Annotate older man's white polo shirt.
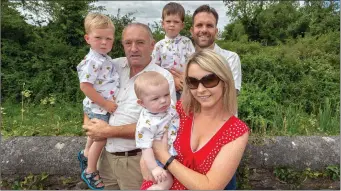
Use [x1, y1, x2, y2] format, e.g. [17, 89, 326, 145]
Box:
[213, 44, 242, 91]
[105, 57, 176, 153]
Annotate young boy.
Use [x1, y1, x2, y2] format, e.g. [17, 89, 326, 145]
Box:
[152, 2, 195, 100]
[134, 71, 179, 190]
[76, 13, 119, 190]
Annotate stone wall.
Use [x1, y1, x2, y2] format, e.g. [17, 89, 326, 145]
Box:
[1, 136, 339, 176]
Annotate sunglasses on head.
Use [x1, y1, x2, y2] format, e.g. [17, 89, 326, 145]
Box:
[186, 73, 221, 89]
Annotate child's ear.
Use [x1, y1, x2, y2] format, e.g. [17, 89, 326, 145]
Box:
[137, 99, 144, 107]
[84, 34, 90, 44]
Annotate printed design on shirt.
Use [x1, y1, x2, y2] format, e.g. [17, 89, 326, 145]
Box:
[76, 49, 120, 115]
[135, 104, 179, 155]
[152, 36, 194, 72]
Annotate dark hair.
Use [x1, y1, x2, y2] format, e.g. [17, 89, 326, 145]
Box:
[162, 2, 185, 22]
[192, 5, 219, 25]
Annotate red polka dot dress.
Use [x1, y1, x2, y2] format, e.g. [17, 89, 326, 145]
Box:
[140, 101, 249, 190]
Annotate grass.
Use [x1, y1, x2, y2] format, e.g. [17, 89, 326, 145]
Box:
[1, 101, 84, 137]
[1, 98, 339, 137]
[248, 99, 340, 136]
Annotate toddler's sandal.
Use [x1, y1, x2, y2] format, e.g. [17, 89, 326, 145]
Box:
[81, 170, 104, 190]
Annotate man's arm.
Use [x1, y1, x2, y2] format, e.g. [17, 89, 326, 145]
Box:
[170, 68, 184, 92]
[166, 72, 177, 103]
[83, 117, 136, 140]
[228, 53, 242, 92]
[80, 82, 117, 113]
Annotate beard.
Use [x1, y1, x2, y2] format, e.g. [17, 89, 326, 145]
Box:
[193, 36, 215, 49]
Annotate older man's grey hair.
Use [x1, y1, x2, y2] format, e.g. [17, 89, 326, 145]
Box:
[123, 22, 154, 41]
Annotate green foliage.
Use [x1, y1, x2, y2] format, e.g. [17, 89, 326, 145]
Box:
[1, 1, 340, 136]
[2, 173, 50, 190]
[274, 166, 340, 187]
[326, 165, 340, 181]
[223, 0, 340, 45]
[274, 167, 302, 184]
[1, 1, 135, 104]
[0, 174, 79, 190]
[1, 101, 83, 137]
[218, 29, 339, 135]
[179, 11, 193, 39]
[109, 8, 135, 58]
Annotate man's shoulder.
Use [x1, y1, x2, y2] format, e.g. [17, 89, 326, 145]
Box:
[146, 64, 172, 79]
[78, 54, 102, 67]
[112, 57, 127, 67]
[216, 45, 239, 58]
[180, 35, 192, 41]
[155, 39, 167, 46]
[148, 63, 171, 73]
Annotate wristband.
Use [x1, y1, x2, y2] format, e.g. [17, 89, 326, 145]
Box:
[163, 155, 175, 170]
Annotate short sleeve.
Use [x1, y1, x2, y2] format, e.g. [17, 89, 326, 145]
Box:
[225, 117, 250, 143]
[152, 42, 161, 66]
[77, 59, 101, 84]
[135, 112, 169, 149]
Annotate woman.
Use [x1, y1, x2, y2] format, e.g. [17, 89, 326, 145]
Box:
[140, 49, 250, 190]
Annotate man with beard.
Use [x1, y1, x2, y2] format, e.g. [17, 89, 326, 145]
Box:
[170, 4, 242, 96]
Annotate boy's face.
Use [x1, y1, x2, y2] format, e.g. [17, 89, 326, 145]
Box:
[85, 28, 114, 55]
[138, 82, 171, 113]
[162, 14, 184, 39]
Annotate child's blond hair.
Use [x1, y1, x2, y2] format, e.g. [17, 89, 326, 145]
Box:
[84, 13, 115, 34]
[134, 71, 169, 99]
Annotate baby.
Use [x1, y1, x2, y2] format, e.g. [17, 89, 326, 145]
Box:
[134, 71, 179, 190]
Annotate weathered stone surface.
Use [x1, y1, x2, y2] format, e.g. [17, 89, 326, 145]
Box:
[1, 136, 340, 176]
[1, 136, 84, 175]
[247, 136, 340, 170]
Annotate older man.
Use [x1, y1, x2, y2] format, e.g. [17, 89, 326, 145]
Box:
[171, 5, 242, 96]
[83, 23, 176, 190]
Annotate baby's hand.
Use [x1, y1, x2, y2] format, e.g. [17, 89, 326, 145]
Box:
[104, 100, 117, 113]
[151, 166, 167, 183]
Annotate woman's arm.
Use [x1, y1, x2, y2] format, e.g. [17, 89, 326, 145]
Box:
[154, 132, 249, 190]
[83, 117, 137, 140]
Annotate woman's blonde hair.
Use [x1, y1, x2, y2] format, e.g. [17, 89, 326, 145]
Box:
[181, 49, 237, 115]
[84, 13, 115, 34]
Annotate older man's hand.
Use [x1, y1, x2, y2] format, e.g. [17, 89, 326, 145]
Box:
[170, 68, 184, 91]
[83, 118, 108, 141]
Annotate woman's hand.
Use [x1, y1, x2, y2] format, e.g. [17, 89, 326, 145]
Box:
[83, 118, 108, 141]
[152, 132, 171, 164]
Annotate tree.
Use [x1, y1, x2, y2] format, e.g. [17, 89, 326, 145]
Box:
[223, 0, 340, 45]
[110, 8, 136, 58]
[1, 1, 136, 103]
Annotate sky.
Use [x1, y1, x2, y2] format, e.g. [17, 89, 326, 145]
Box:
[94, 1, 230, 32]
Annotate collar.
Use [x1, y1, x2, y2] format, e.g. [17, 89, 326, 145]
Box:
[121, 56, 155, 68]
[165, 34, 182, 43]
[145, 108, 169, 117]
[213, 43, 220, 52]
[121, 57, 157, 78]
[88, 48, 110, 62]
